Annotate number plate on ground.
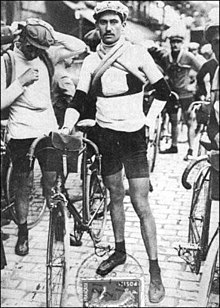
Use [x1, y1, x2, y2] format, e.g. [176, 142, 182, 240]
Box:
[82, 277, 144, 307]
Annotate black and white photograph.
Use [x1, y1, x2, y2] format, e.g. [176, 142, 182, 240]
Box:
[1, 1, 219, 307]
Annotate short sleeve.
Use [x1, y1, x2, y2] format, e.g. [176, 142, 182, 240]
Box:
[76, 55, 94, 94]
[137, 46, 164, 84]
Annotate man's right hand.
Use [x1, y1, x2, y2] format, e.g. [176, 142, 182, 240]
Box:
[18, 68, 39, 87]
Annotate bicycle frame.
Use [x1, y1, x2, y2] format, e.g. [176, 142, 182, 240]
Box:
[45, 124, 108, 307]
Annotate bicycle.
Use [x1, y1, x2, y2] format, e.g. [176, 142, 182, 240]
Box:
[174, 134, 219, 306]
[175, 153, 212, 274]
[27, 119, 108, 307]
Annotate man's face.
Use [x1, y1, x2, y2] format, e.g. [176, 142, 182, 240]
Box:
[20, 40, 44, 60]
[96, 12, 125, 45]
[211, 32, 219, 62]
[170, 39, 183, 53]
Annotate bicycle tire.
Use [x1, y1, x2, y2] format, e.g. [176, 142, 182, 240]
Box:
[197, 231, 219, 307]
[5, 158, 47, 229]
[188, 165, 211, 274]
[148, 115, 161, 173]
[182, 155, 209, 190]
[88, 170, 108, 243]
[46, 201, 70, 308]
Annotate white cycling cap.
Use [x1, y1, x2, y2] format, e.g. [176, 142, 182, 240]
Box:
[93, 1, 129, 21]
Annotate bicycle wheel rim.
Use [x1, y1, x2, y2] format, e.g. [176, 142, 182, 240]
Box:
[197, 233, 219, 307]
[147, 115, 161, 173]
[46, 202, 70, 307]
[5, 162, 19, 225]
[188, 166, 210, 243]
[188, 166, 211, 273]
[152, 116, 161, 172]
[88, 171, 108, 243]
[6, 160, 46, 230]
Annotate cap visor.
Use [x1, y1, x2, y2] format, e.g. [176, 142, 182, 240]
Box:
[26, 36, 49, 50]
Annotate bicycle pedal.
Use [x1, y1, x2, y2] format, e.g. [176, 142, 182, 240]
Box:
[173, 242, 199, 252]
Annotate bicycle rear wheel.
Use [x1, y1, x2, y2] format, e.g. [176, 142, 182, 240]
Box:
[6, 159, 46, 229]
[46, 201, 70, 308]
[188, 165, 211, 274]
[197, 231, 219, 307]
[88, 170, 108, 243]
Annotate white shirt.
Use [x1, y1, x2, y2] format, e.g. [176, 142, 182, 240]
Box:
[1, 46, 58, 139]
[77, 42, 163, 132]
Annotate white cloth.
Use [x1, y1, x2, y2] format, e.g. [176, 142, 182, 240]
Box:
[77, 42, 163, 132]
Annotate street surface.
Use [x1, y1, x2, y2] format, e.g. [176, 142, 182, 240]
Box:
[1, 129, 218, 307]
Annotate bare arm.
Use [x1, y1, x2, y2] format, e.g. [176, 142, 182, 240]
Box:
[48, 31, 87, 65]
[189, 53, 202, 72]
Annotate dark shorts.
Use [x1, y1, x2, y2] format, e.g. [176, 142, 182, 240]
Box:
[88, 125, 149, 179]
[167, 96, 194, 115]
[7, 137, 62, 173]
[179, 96, 194, 113]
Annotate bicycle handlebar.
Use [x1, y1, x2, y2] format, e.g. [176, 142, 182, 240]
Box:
[181, 155, 208, 190]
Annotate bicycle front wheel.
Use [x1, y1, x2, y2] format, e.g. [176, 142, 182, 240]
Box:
[6, 159, 47, 229]
[46, 201, 70, 308]
[88, 170, 108, 243]
[148, 114, 161, 173]
[188, 165, 211, 273]
[197, 231, 219, 307]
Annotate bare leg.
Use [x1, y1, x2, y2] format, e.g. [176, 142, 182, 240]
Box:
[96, 170, 126, 276]
[15, 171, 33, 224]
[170, 113, 178, 147]
[128, 177, 158, 259]
[104, 170, 125, 243]
[185, 110, 198, 152]
[14, 171, 32, 255]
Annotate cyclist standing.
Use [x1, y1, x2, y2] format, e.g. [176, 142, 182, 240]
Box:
[159, 27, 202, 160]
[62, 1, 171, 304]
[1, 18, 86, 257]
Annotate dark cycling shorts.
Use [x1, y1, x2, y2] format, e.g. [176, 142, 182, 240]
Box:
[167, 96, 194, 115]
[7, 137, 62, 173]
[179, 96, 194, 113]
[88, 125, 149, 179]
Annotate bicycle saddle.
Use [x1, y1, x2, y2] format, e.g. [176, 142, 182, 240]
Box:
[51, 132, 82, 152]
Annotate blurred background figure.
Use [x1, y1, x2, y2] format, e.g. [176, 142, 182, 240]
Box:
[188, 42, 206, 98]
[188, 42, 206, 66]
[1, 20, 24, 55]
[200, 43, 215, 61]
